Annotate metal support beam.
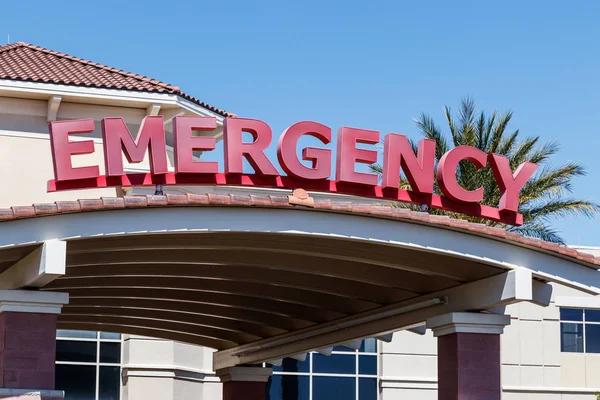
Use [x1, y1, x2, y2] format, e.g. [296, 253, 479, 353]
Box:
[0, 240, 66, 289]
[214, 269, 551, 370]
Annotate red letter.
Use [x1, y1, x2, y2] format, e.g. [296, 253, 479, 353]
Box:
[172, 116, 218, 174]
[277, 121, 332, 180]
[101, 116, 168, 176]
[223, 118, 278, 176]
[49, 119, 99, 181]
[488, 154, 538, 212]
[382, 134, 436, 193]
[335, 127, 379, 186]
[437, 146, 487, 203]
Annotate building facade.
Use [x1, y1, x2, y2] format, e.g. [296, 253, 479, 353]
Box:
[0, 42, 599, 399]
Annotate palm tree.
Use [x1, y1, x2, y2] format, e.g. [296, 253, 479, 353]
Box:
[370, 98, 598, 244]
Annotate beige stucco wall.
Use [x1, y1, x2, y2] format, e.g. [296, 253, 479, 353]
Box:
[0, 97, 185, 207]
[0, 134, 118, 207]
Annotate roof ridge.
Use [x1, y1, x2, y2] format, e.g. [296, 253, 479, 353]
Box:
[0, 42, 26, 54]
[0, 42, 234, 117]
[2, 42, 180, 92]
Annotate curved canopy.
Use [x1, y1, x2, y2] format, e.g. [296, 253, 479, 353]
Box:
[0, 193, 598, 367]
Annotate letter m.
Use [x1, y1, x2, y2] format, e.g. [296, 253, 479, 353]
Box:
[102, 116, 168, 176]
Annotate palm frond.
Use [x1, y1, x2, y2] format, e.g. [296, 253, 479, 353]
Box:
[414, 114, 447, 160]
[378, 99, 599, 244]
[508, 223, 565, 244]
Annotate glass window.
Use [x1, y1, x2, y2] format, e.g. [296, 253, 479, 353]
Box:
[100, 332, 121, 340]
[56, 364, 96, 400]
[586, 309, 600, 323]
[99, 366, 121, 400]
[268, 339, 379, 399]
[313, 376, 355, 400]
[56, 340, 97, 362]
[360, 339, 377, 353]
[359, 355, 377, 375]
[313, 354, 355, 374]
[272, 357, 309, 373]
[560, 308, 600, 355]
[55, 330, 121, 400]
[561, 323, 584, 353]
[267, 374, 310, 400]
[100, 343, 121, 364]
[57, 330, 97, 339]
[560, 308, 583, 321]
[585, 324, 600, 353]
[359, 378, 377, 400]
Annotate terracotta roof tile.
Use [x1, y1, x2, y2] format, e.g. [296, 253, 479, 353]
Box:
[0, 42, 234, 117]
[0, 194, 598, 268]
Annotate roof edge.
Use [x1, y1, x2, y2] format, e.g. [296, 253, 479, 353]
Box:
[0, 194, 598, 269]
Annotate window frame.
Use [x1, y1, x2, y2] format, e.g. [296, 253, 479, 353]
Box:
[266, 338, 379, 400]
[560, 307, 600, 354]
[55, 330, 123, 400]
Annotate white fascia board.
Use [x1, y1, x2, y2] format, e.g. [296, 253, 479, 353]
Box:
[555, 296, 600, 309]
[0, 80, 225, 124]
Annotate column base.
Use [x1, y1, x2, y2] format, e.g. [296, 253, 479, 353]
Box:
[0, 389, 64, 399]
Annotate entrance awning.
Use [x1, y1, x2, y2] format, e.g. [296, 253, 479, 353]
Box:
[0, 192, 598, 369]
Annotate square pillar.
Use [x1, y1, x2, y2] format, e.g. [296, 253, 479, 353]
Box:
[427, 312, 510, 400]
[0, 291, 68, 400]
[217, 366, 272, 400]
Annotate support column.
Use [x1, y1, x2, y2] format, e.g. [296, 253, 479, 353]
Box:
[216, 366, 272, 400]
[0, 290, 68, 400]
[426, 312, 510, 400]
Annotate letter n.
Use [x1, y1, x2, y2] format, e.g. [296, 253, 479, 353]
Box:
[382, 134, 435, 194]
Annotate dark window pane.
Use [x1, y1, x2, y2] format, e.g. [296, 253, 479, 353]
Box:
[99, 366, 121, 400]
[561, 323, 584, 353]
[560, 308, 583, 321]
[100, 342, 121, 364]
[272, 357, 309, 373]
[57, 330, 96, 339]
[100, 332, 121, 340]
[266, 374, 309, 400]
[359, 377, 377, 400]
[360, 339, 377, 353]
[313, 376, 355, 400]
[56, 364, 96, 400]
[56, 340, 97, 362]
[586, 309, 600, 323]
[359, 355, 377, 375]
[585, 324, 600, 353]
[313, 354, 355, 374]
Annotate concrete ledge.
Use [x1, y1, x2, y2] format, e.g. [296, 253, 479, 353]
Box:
[427, 312, 511, 337]
[0, 389, 64, 399]
[0, 290, 68, 314]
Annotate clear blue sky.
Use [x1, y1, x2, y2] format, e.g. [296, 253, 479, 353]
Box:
[2, 0, 599, 245]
